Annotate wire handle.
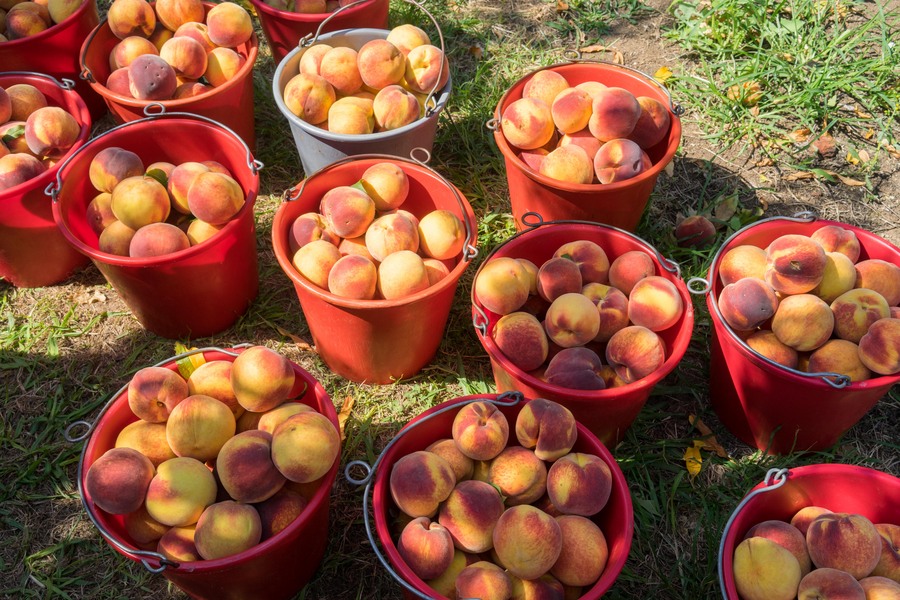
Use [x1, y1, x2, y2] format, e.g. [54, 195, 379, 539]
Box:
[718, 468, 790, 599]
[2, 71, 75, 91]
[346, 392, 526, 599]
[79, 22, 104, 83]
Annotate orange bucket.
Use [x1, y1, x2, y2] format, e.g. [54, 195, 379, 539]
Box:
[78, 2, 258, 147]
[51, 110, 260, 339]
[489, 60, 682, 232]
[691, 214, 900, 454]
[272, 154, 477, 384]
[248, 0, 389, 62]
[0, 72, 92, 288]
[471, 216, 694, 448]
[74, 346, 339, 600]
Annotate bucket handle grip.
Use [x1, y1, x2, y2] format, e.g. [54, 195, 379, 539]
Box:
[717, 467, 790, 599]
[298, 0, 447, 115]
[284, 151, 478, 262]
[344, 391, 526, 599]
[46, 108, 263, 201]
[79, 22, 105, 83]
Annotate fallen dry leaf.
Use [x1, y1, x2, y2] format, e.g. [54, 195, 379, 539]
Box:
[276, 325, 317, 353]
[578, 45, 624, 64]
[77, 290, 107, 304]
[855, 106, 873, 119]
[787, 128, 811, 143]
[337, 396, 355, 441]
[556, 0, 569, 11]
[836, 174, 865, 186]
[858, 150, 870, 163]
[683, 441, 703, 478]
[783, 171, 815, 181]
[653, 66, 674, 84]
[689, 415, 729, 458]
[174, 342, 206, 379]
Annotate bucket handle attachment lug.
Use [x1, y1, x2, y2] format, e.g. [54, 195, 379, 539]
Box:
[687, 276, 712, 295]
[718, 467, 790, 599]
[348, 392, 525, 600]
[472, 304, 490, 336]
[485, 116, 500, 132]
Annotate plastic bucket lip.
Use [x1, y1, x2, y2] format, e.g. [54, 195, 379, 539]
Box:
[717, 464, 900, 600]
[491, 61, 682, 193]
[369, 393, 635, 598]
[0, 0, 95, 47]
[77, 347, 340, 576]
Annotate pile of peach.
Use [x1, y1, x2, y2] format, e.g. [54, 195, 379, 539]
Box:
[717, 224, 900, 380]
[86, 146, 245, 257]
[84, 346, 341, 562]
[101, 0, 252, 101]
[282, 23, 449, 135]
[499, 69, 670, 186]
[0, 0, 84, 41]
[0, 82, 82, 191]
[732, 505, 900, 599]
[389, 398, 614, 598]
[474, 240, 683, 390]
[289, 161, 465, 300]
[261, 0, 360, 13]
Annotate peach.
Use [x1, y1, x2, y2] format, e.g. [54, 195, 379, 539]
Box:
[106, 0, 155, 39]
[146, 160, 175, 181]
[256, 403, 313, 435]
[544, 292, 601, 348]
[551, 87, 593, 135]
[492, 311, 549, 372]
[858, 317, 900, 375]
[452, 401, 509, 462]
[365, 212, 418, 261]
[540, 144, 595, 184]
[732, 536, 802, 600]
[423, 257, 452, 285]
[519, 147, 549, 172]
[148, 21, 174, 50]
[115, 419, 176, 467]
[551, 515, 607, 587]
[215, 430, 285, 503]
[186, 171, 244, 225]
[522, 69, 569, 108]
[283, 72, 335, 125]
[338, 235, 374, 260]
[166, 394, 236, 462]
[397, 516, 456, 580]
[204, 47, 246, 87]
[859, 576, 900, 598]
[230, 346, 295, 413]
[320, 185, 375, 238]
[194, 500, 261, 560]
[5, 83, 47, 121]
[557, 129, 601, 162]
[8, 2, 49, 26]
[318, 46, 363, 96]
[501, 97, 556, 150]
[537, 257, 583, 302]
[455, 561, 512, 600]
[855, 259, 900, 306]
[0, 87, 10, 123]
[288, 212, 339, 253]
[327, 254, 377, 299]
[417, 209, 464, 261]
[0, 120, 35, 157]
[293, 238, 342, 289]
[771, 293, 834, 352]
[88, 146, 143, 193]
[765, 234, 827, 295]
[593, 138, 648, 184]
[358, 161, 409, 211]
[608, 250, 655, 296]
[437, 478, 505, 553]
[377, 250, 430, 299]
[746, 519, 812, 576]
[811, 225, 861, 263]
[488, 445, 547, 506]
[517, 258, 539, 294]
[807, 512, 883, 579]
[145, 456, 217, 527]
[582, 283, 629, 343]
[85, 447, 155, 514]
[807, 339, 872, 381]
[47, 0, 81, 23]
[23, 105, 81, 159]
[515, 398, 577, 462]
[186, 360, 242, 418]
[127, 365, 188, 422]
[553, 240, 609, 285]
[255, 487, 308, 540]
[872, 523, 900, 582]
[111, 175, 170, 229]
[546, 452, 611, 517]
[544, 346, 606, 390]
[159, 36, 207, 79]
[404, 43, 449, 94]
[627, 96, 671, 149]
[426, 550, 479, 599]
[831, 288, 890, 343]
[124, 504, 170, 548]
[0, 152, 44, 190]
[605, 325, 666, 383]
[166, 161, 209, 214]
[173, 20, 214, 51]
[205, 1, 252, 48]
[719, 244, 767, 285]
[326, 96, 375, 134]
[98, 220, 137, 255]
[717, 277, 780, 332]
[385, 23, 430, 56]
[271, 411, 340, 483]
[154, 0, 203, 31]
[493, 505, 562, 580]
[357, 38, 405, 90]
[297, 42, 332, 75]
[797, 568, 866, 600]
[475, 256, 531, 315]
[588, 87, 641, 141]
[675, 214, 716, 248]
[110, 35, 158, 70]
[389, 450, 456, 518]
[185, 218, 223, 244]
[791, 506, 834, 536]
[627, 275, 684, 332]
[157, 525, 200, 562]
[811, 251, 858, 303]
[426, 438, 474, 483]
[371, 84, 420, 131]
[745, 330, 799, 368]
[129, 222, 190, 257]
[128, 54, 177, 100]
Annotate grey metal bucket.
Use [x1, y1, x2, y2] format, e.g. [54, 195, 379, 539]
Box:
[273, 27, 451, 175]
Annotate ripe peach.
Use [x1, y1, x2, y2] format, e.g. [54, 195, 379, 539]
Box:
[475, 256, 531, 315]
[605, 325, 666, 383]
[550, 87, 593, 135]
[859, 575, 900, 598]
[558, 128, 603, 161]
[115, 419, 176, 467]
[515, 398, 576, 462]
[799, 568, 866, 600]
[390, 450, 456, 518]
[582, 282, 629, 343]
[554, 240, 609, 285]
[807, 512, 883, 580]
[426, 438, 474, 483]
[551, 515, 608, 587]
[397, 516, 455, 580]
[871, 523, 900, 582]
[745, 330, 798, 369]
[377, 249, 430, 299]
[501, 97, 556, 150]
[255, 487, 308, 540]
[831, 288, 890, 343]
[544, 292, 601, 348]
[293, 238, 342, 289]
[385, 23, 430, 56]
[110, 175, 170, 230]
[127, 365, 188, 422]
[593, 138, 648, 184]
[537, 257, 583, 302]
[166, 161, 209, 214]
[185, 170, 243, 225]
[424, 257, 453, 287]
[124, 504, 169, 548]
[771, 293, 834, 352]
[0, 88, 9, 124]
[288, 212, 339, 253]
[356, 38, 405, 90]
[205, 1, 252, 48]
[186, 360, 242, 418]
[297, 43, 332, 75]
[166, 394, 236, 462]
[627, 275, 684, 332]
[153, 0, 204, 31]
[522, 69, 569, 108]
[765, 234, 827, 295]
[186, 218, 223, 244]
[327, 254, 377, 299]
[519, 147, 548, 172]
[85, 447, 155, 514]
[106, 0, 155, 39]
[0, 120, 35, 157]
[588, 87, 641, 142]
[544, 346, 606, 390]
[159, 36, 207, 80]
[318, 46, 363, 96]
[732, 536, 802, 600]
[811, 224, 861, 264]
[791, 506, 834, 536]
[89, 146, 143, 193]
[417, 209, 464, 261]
[86, 193, 116, 234]
[283, 72, 335, 126]
[855, 259, 900, 306]
[98, 220, 137, 255]
[110, 35, 158, 70]
[173, 20, 214, 51]
[719, 244, 767, 285]
[404, 44, 449, 94]
[456, 561, 512, 600]
[205, 47, 246, 87]
[147, 21, 174, 50]
[128, 54, 177, 100]
[717, 277, 779, 332]
[129, 222, 190, 257]
[858, 317, 900, 375]
[0, 151, 43, 190]
[257, 403, 313, 435]
[492, 311, 549, 372]
[230, 345, 295, 413]
[320, 185, 375, 239]
[5, 4, 47, 39]
[811, 251, 858, 303]
[546, 452, 611, 517]
[540, 144, 595, 185]
[437, 478, 505, 553]
[216, 429, 285, 503]
[675, 214, 716, 248]
[338, 235, 374, 260]
[372, 84, 420, 131]
[426, 550, 480, 598]
[5, 83, 47, 121]
[358, 162, 409, 211]
[145, 456, 217, 527]
[271, 411, 340, 484]
[493, 505, 562, 580]
[488, 446, 548, 506]
[452, 401, 509, 462]
[807, 339, 871, 381]
[627, 96, 671, 149]
[365, 212, 418, 261]
[156, 525, 200, 562]
[194, 500, 261, 560]
[745, 519, 812, 576]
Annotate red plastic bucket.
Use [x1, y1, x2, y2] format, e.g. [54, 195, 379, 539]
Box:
[0, 0, 106, 120]
[272, 154, 477, 384]
[363, 393, 634, 598]
[50, 111, 261, 339]
[75, 346, 339, 600]
[78, 2, 259, 148]
[0, 72, 92, 288]
[718, 464, 900, 599]
[695, 215, 900, 454]
[248, 0, 389, 63]
[490, 61, 682, 233]
[471, 218, 694, 448]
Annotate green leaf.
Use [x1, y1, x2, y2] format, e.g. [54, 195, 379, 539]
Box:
[1, 124, 25, 145]
[809, 168, 838, 182]
[145, 168, 168, 187]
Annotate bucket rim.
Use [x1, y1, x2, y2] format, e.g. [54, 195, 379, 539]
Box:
[248, 0, 381, 23]
[50, 115, 260, 268]
[471, 220, 695, 399]
[78, 3, 259, 106]
[75, 346, 340, 574]
[272, 27, 451, 144]
[272, 155, 478, 310]
[491, 61, 681, 193]
[0, 0, 96, 47]
[702, 213, 900, 391]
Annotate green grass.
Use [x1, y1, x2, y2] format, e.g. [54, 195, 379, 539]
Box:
[1, 0, 899, 598]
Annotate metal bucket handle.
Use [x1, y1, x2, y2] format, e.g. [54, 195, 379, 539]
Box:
[344, 390, 526, 600]
[298, 0, 447, 116]
[717, 467, 790, 600]
[68, 344, 253, 573]
[79, 22, 104, 83]
[283, 150, 478, 262]
[686, 212, 851, 389]
[1, 71, 77, 92]
[46, 104, 264, 201]
[473, 211, 682, 336]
